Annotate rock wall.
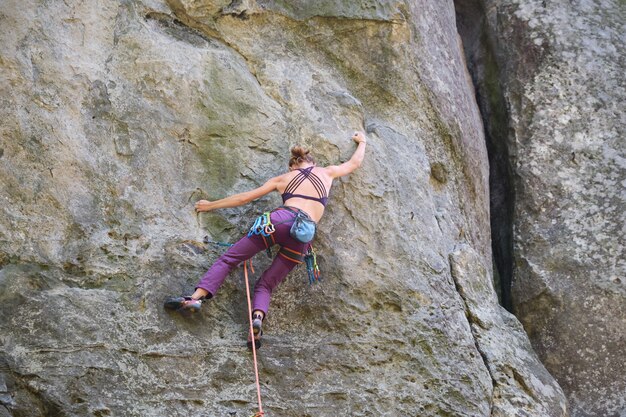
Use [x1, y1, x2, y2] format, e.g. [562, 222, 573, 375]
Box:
[456, 0, 625, 416]
[0, 1, 566, 416]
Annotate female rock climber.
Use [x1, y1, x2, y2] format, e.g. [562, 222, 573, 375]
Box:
[165, 131, 367, 348]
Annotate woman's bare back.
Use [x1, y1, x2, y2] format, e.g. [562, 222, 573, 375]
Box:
[276, 166, 333, 222]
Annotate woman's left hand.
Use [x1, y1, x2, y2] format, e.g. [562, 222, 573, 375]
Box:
[195, 200, 213, 212]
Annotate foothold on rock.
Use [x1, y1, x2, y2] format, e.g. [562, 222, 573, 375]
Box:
[430, 162, 448, 184]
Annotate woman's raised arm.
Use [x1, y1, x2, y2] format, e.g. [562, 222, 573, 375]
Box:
[324, 131, 367, 179]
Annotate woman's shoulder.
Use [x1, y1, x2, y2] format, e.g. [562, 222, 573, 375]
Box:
[271, 170, 296, 187]
[314, 165, 333, 177]
[312, 166, 334, 185]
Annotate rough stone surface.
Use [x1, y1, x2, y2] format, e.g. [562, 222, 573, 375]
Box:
[0, 1, 565, 416]
[457, 0, 625, 416]
[450, 244, 567, 417]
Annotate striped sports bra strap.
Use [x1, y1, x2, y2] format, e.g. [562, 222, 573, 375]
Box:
[305, 171, 327, 198]
[283, 170, 308, 194]
[284, 167, 327, 199]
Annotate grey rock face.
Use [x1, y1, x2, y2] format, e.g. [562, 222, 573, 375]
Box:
[457, 0, 625, 416]
[0, 1, 565, 416]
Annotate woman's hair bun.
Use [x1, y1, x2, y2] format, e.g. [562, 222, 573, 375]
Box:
[291, 146, 310, 158]
[289, 146, 315, 167]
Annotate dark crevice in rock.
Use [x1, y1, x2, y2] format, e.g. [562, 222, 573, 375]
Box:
[144, 11, 215, 47]
[511, 366, 538, 402]
[453, 0, 515, 312]
[448, 254, 495, 416]
[164, 0, 235, 49]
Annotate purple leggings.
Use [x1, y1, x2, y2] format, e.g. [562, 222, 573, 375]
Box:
[196, 208, 310, 315]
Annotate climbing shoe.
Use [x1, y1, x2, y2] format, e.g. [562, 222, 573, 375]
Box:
[252, 314, 263, 336]
[164, 296, 204, 313]
[247, 329, 262, 350]
[247, 312, 264, 350]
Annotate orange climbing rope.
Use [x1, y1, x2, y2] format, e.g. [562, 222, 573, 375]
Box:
[243, 260, 264, 417]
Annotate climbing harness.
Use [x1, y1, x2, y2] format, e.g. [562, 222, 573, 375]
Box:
[243, 260, 264, 417]
[204, 232, 319, 286]
[276, 245, 320, 285]
[247, 207, 315, 257]
[277, 246, 306, 264]
[304, 247, 321, 284]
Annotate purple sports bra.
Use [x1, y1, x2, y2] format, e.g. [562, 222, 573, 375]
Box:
[281, 166, 329, 206]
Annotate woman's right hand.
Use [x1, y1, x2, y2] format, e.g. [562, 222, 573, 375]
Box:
[195, 200, 213, 212]
[352, 131, 367, 144]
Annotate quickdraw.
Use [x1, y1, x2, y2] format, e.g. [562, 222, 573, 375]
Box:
[248, 212, 276, 258]
[248, 212, 275, 237]
[304, 247, 321, 285]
